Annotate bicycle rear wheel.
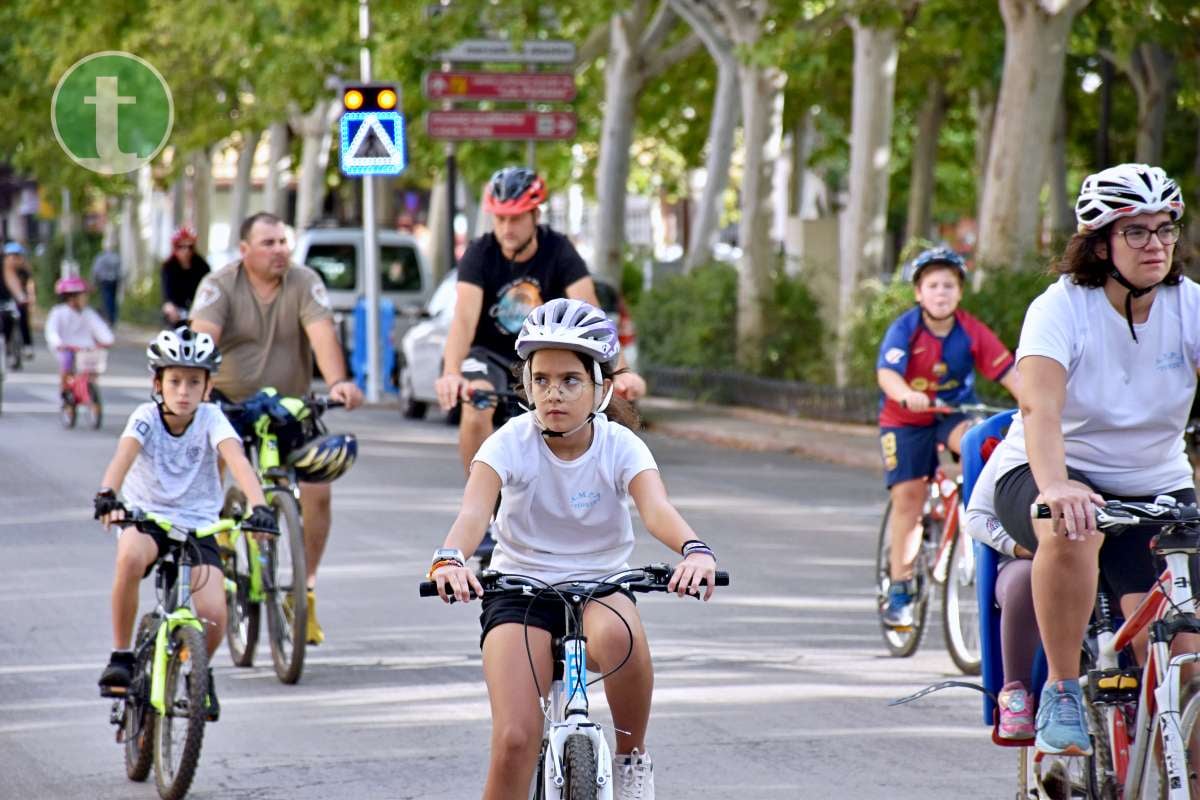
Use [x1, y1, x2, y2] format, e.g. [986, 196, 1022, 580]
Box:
[153, 625, 208, 800]
[265, 490, 307, 684]
[124, 614, 156, 782]
[563, 733, 597, 800]
[222, 529, 260, 667]
[875, 500, 931, 657]
[940, 528, 981, 675]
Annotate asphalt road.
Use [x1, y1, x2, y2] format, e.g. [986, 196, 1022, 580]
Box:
[0, 338, 1014, 799]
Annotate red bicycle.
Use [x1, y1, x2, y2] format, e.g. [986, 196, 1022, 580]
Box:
[60, 346, 107, 429]
[874, 403, 1006, 673]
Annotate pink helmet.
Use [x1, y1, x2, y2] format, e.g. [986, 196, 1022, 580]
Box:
[172, 225, 198, 247]
[55, 275, 89, 295]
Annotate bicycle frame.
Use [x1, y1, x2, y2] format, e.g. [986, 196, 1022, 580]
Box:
[1093, 546, 1199, 799]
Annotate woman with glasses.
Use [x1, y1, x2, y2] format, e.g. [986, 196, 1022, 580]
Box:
[988, 163, 1196, 757]
[161, 226, 211, 324]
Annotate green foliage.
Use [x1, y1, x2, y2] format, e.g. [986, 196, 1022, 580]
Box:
[844, 276, 915, 389]
[755, 271, 832, 383]
[960, 266, 1057, 353]
[620, 252, 646, 309]
[32, 232, 104, 309]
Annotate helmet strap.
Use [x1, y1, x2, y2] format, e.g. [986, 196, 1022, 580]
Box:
[1107, 266, 1159, 343]
[504, 229, 537, 262]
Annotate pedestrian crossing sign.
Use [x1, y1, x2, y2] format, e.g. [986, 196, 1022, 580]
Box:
[339, 111, 407, 176]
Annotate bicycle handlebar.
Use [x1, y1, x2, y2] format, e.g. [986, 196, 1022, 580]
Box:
[1031, 499, 1200, 532]
[419, 563, 730, 601]
[466, 388, 522, 410]
[111, 504, 277, 538]
[922, 403, 1011, 416]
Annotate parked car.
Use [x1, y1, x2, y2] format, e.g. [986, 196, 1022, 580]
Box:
[396, 271, 637, 420]
[294, 225, 434, 362]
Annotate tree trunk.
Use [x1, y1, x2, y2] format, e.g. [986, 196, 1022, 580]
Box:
[191, 149, 212, 256]
[594, 13, 642, 286]
[229, 129, 261, 248]
[293, 99, 338, 232]
[264, 121, 289, 220]
[836, 21, 899, 386]
[977, 0, 1089, 270]
[789, 109, 813, 218]
[735, 63, 786, 366]
[972, 88, 996, 221]
[904, 78, 947, 247]
[684, 50, 739, 271]
[1047, 99, 1073, 240]
[1132, 42, 1174, 165]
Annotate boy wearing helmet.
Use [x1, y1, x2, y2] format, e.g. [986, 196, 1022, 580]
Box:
[989, 164, 1198, 758]
[92, 326, 277, 720]
[429, 298, 716, 800]
[44, 276, 115, 405]
[876, 247, 1020, 630]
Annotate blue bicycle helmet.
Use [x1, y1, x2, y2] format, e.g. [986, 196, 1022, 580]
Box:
[3, 242, 25, 256]
[904, 246, 967, 284]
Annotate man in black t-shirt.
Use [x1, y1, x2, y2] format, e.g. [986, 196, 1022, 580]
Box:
[436, 167, 645, 476]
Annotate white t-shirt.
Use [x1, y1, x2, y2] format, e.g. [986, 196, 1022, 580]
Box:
[991, 275, 1200, 496]
[43, 304, 114, 352]
[472, 412, 659, 585]
[120, 403, 240, 529]
[964, 453, 1015, 558]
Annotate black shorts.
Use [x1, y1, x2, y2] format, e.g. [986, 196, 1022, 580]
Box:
[126, 526, 224, 579]
[459, 346, 519, 426]
[993, 463, 1196, 599]
[479, 586, 636, 649]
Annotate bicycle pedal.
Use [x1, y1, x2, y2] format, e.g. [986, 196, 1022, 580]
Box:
[1086, 667, 1139, 704]
[99, 685, 127, 698]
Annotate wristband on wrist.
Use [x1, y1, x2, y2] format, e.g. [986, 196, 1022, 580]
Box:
[681, 539, 715, 561]
[427, 558, 465, 579]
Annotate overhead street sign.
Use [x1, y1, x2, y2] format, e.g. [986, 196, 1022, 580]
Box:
[339, 111, 407, 176]
[423, 71, 576, 102]
[426, 110, 577, 141]
[435, 39, 576, 64]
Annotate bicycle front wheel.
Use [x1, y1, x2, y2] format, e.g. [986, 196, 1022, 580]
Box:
[563, 733, 597, 800]
[265, 490, 307, 684]
[152, 625, 208, 800]
[940, 528, 981, 675]
[124, 614, 156, 782]
[1159, 677, 1200, 799]
[223, 529, 260, 667]
[875, 500, 930, 657]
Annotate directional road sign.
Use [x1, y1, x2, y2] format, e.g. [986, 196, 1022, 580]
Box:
[435, 39, 576, 64]
[425, 110, 577, 141]
[339, 111, 407, 177]
[423, 71, 576, 102]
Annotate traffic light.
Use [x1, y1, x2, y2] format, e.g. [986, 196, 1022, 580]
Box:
[342, 84, 398, 113]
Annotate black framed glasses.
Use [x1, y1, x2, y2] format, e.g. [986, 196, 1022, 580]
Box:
[1116, 222, 1182, 250]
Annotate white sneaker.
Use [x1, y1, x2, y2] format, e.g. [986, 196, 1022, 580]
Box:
[614, 748, 654, 800]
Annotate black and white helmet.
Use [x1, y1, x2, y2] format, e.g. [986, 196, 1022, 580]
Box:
[1075, 163, 1185, 233]
[515, 298, 620, 366]
[147, 326, 222, 373]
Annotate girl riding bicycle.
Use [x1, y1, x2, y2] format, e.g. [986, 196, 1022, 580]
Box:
[93, 327, 276, 721]
[876, 247, 1021, 629]
[429, 298, 718, 800]
[45, 276, 114, 405]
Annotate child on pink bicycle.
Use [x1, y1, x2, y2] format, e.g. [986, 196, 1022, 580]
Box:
[45, 276, 113, 404]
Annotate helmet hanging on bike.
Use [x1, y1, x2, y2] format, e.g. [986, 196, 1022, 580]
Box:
[287, 433, 357, 483]
[147, 326, 222, 373]
[515, 298, 621, 438]
[483, 167, 546, 216]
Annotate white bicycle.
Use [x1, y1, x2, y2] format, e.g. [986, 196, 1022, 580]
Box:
[420, 563, 729, 798]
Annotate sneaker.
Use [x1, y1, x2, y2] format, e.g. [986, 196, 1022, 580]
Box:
[882, 580, 915, 628]
[98, 651, 135, 695]
[615, 748, 655, 800]
[998, 680, 1035, 739]
[204, 668, 219, 722]
[306, 589, 324, 645]
[1036, 679, 1092, 756]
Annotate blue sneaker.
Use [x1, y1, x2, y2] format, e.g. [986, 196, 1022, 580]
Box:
[882, 580, 915, 628]
[1036, 679, 1092, 756]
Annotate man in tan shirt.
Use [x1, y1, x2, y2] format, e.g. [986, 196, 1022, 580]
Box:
[192, 212, 363, 645]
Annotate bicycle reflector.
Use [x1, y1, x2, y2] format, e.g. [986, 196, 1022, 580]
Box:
[342, 84, 398, 113]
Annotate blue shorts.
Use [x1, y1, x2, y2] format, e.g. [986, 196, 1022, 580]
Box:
[879, 413, 967, 488]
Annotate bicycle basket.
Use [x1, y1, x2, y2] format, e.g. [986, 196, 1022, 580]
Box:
[75, 349, 109, 374]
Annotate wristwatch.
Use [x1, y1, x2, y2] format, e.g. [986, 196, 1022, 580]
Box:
[431, 547, 466, 565]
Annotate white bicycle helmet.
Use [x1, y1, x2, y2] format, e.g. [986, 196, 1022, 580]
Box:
[147, 326, 222, 373]
[1075, 163, 1185, 233]
[514, 298, 621, 434]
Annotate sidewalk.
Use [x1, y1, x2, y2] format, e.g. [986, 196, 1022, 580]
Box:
[639, 396, 882, 473]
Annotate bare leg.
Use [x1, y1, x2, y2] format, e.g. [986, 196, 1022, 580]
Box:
[111, 531, 159, 648]
[192, 565, 227, 655]
[584, 593, 653, 755]
[481, 624, 554, 800]
[299, 481, 332, 589]
[888, 478, 927, 582]
[1031, 517, 1102, 682]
